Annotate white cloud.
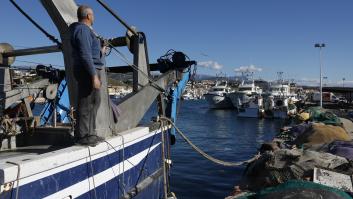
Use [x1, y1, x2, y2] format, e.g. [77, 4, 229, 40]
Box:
[198, 60, 223, 70]
[234, 65, 262, 73]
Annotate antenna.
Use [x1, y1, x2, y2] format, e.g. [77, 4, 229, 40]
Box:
[277, 71, 284, 83]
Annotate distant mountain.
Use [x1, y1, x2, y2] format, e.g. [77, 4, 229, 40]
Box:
[194, 74, 264, 82]
[194, 74, 215, 80]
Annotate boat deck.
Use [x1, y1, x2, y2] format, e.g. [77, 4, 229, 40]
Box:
[0, 145, 63, 160]
[0, 126, 156, 185]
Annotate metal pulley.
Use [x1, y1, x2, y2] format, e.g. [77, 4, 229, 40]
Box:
[0, 43, 15, 66]
[45, 84, 58, 100]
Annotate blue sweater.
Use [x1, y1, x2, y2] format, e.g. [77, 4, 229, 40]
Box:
[69, 22, 104, 77]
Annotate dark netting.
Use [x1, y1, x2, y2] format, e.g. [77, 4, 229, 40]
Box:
[235, 180, 352, 199]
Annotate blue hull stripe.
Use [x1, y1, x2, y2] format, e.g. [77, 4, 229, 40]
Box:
[2, 132, 162, 199]
[76, 145, 162, 199]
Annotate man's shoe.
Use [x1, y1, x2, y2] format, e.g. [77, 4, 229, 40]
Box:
[77, 135, 104, 147]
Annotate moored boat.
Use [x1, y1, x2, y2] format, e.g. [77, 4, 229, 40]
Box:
[263, 82, 298, 119]
[228, 80, 262, 110]
[0, 1, 197, 198]
[204, 81, 234, 109]
[237, 96, 264, 118]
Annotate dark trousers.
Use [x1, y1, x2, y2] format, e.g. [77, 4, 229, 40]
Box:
[75, 70, 101, 139]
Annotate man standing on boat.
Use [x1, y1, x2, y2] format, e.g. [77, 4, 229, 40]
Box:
[69, 5, 105, 145]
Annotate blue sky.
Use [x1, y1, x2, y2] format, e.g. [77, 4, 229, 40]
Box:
[1, 0, 353, 85]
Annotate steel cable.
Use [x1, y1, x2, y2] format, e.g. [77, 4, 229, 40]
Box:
[9, 0, 62, 47]
[107, 43, 166, 93]
[159, 117, 260, 167]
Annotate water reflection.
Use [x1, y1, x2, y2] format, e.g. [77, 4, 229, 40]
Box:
[256, 119, 265, 144]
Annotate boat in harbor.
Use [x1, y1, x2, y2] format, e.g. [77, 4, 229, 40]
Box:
[263, 82, 298, 118]
[236, 80, 263, 96]
[108, 86, 132, 102]
[204, 80, 234, 109]
[228, 80, 262, 110]
[237, 96, 264, 118]
[0, 1, 196, 198]
[182, 91, 195, 100]
[181, 83, 196, 100]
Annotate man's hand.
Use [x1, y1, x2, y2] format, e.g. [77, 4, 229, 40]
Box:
[101, 46, 107, 55]
[92, 75, 101, 89]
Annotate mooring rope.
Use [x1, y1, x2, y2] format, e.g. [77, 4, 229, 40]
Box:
[87, 147, 98, 199]
[159, 117, 260, 167]
[160, 121, 168, 199]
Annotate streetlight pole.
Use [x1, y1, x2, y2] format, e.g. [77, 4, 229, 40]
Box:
[315, 43, 325, 108]
[343, 77, 346, 87]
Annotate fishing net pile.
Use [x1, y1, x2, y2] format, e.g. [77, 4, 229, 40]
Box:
[227, 107, 353, 199]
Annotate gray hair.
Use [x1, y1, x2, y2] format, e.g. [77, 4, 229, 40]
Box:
[77, 5, 92, 20]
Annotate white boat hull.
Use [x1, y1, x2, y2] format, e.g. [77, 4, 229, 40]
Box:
[228, 92, 251, 109]
[0, 127, 167, 199]
[204, 94, 234, 109]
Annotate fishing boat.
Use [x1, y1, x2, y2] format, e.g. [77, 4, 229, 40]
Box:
[204, 80, 234, 109]
[237, 96, 264, 118]
[263, 82, 297, 118]
[236, 80, 262, 96]
[0, 1, 196, 198]
[228, 80, 262, 110]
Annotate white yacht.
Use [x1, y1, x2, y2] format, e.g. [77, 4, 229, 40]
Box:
[263, 82, 297, 118]
[204, 81, 234, 109]
[182, 92, 195, 100]
[237, 80, 262, 95]
[109, 87, 133, 103]
[237, 96, 264, 118]
[228, 80, 262, 109]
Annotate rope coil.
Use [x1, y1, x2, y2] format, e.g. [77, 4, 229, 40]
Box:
[159, 117, 260, 167]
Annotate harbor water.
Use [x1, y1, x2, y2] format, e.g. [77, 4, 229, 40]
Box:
[161, 100, 283, 199]
[140, 99, 283, 198]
